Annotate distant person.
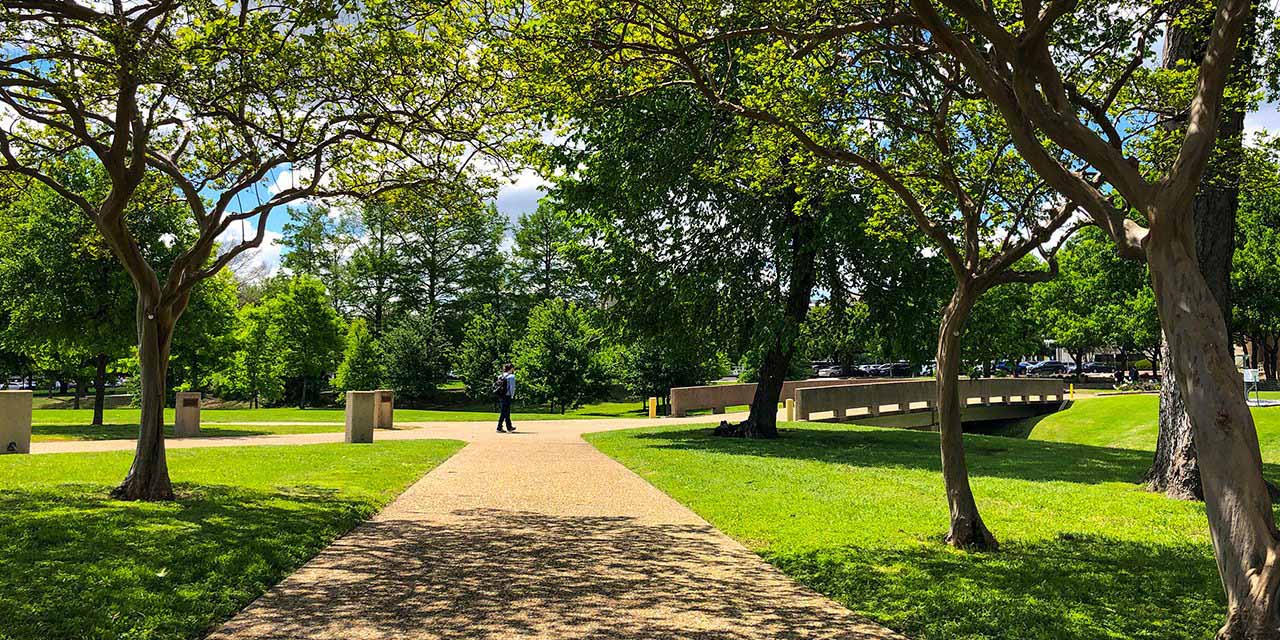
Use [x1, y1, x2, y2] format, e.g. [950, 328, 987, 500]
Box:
[493, 363, 516, 433]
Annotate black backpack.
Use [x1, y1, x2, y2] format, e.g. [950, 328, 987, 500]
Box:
[492, 375, 508, 400]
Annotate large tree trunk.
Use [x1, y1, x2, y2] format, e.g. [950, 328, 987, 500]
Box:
[936, 284, 998, 550]
[1147, 1, 1247, 500]
[1264, 336, 1279, 383]
[1145, 339, 1204, 500]
[715, 195, 819, 439]
[112, 297, 176, 501]
[93, 352, 107, 427]
[1148, 230, 1280, 639]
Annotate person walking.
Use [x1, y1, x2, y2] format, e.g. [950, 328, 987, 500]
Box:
[494, 363, 516, 433]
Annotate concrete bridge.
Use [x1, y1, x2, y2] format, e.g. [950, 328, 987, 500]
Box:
[795, 378, 1067, 428]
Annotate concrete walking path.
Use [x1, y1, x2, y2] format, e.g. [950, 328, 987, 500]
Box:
[197, 416, 902, 639]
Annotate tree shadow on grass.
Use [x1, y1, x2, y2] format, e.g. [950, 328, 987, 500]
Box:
[767, 533, 1223, 640]
[0, 483, 377, 640]
[626, 426, 1165, 485]
[31, 424, 307, 441]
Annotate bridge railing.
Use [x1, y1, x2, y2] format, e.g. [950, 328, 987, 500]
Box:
[669, 379, 881, 417]
[794, 378, 1066, 421]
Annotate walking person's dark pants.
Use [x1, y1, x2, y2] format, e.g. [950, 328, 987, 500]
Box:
[497, 397, 514, 432]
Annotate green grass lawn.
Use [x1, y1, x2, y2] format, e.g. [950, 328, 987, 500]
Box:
[1009, 392, 1280, 460]
[31, 422, 351, 442]
[29, 400, 655, 442]
[0, 439, 463, 640]
[587, 421, 1240, 640]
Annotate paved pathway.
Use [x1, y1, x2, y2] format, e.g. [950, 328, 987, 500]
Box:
[36, 415, 903, 638]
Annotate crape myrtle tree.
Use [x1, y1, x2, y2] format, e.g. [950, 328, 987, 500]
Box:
[535, 5, 1082, 548]
[547, 0, 1280, 631]
[0, 0, 511, 500]
[869, 2, 1278, 630]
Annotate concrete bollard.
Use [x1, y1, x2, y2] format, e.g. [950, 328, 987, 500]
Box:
[374, 389, 395, 429]
[174, 392, 201, 437]
[345, 391, 376, 443]
[785, 398, 795, 422]
[0, 390, 32, 454]
[648, 397, 658, 419]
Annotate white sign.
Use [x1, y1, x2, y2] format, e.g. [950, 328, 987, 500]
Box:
[1244, 369, 1260, 383]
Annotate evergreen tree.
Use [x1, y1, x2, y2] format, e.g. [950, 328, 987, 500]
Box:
[455, 306, 513, 400]
[334, 319, 385, 394]
[381, 311, 451, 403]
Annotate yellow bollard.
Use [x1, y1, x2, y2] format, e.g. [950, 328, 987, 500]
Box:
[785, 398, 795, 422]
[1069, 384, 1075, 401]
[649, 396, 658, 419]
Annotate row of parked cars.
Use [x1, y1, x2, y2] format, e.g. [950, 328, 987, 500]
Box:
[811, 359, 1121, 380]
[814, 362, 916, 378]
[990, 360, 1117, 376]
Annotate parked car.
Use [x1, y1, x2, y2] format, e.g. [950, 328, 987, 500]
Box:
[818, 365, 870, 378]
[1080, 361, 1114, 374]
[1027, 360, 1069, 376]
[993, 360, 1030, 375]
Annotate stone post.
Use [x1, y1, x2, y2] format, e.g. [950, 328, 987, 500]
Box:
[785, 398, 795, 422]
[175, 392, 201, 437]
[345, 391, 376, 443]
[0, 390, 32, 454]
[374, 389, 395, 429]
[648, 397, 658, 419]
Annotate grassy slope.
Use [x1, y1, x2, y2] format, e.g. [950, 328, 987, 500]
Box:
[1014, 392, 1280, 459]
[29, 400, 655, 442]
[0, 440, 464, 640]
[587, 422, 1238, 640]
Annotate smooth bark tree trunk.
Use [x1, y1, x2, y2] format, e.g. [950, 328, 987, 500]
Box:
[93, 352, 107, 427]
[715, 197, 819, 440]
[935, 284, 999, 550]
[112, 296, 176, 501]
[73, 379, 82, 409]
[1147, 229, 1280, 639]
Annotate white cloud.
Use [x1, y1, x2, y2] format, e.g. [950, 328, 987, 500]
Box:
[493, 169, 548, 224]
[267, 167, 298, 195]
[1245, 102, 1280, 144]
[217, 222, 284, 277]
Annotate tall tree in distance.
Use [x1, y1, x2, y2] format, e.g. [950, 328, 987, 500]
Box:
[455, 306, 513, 401]
[271, 277, 344, 410]
[0, 0, 512, 499]
[279, 205, 358, 313]
[513, 200, 585, 304]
